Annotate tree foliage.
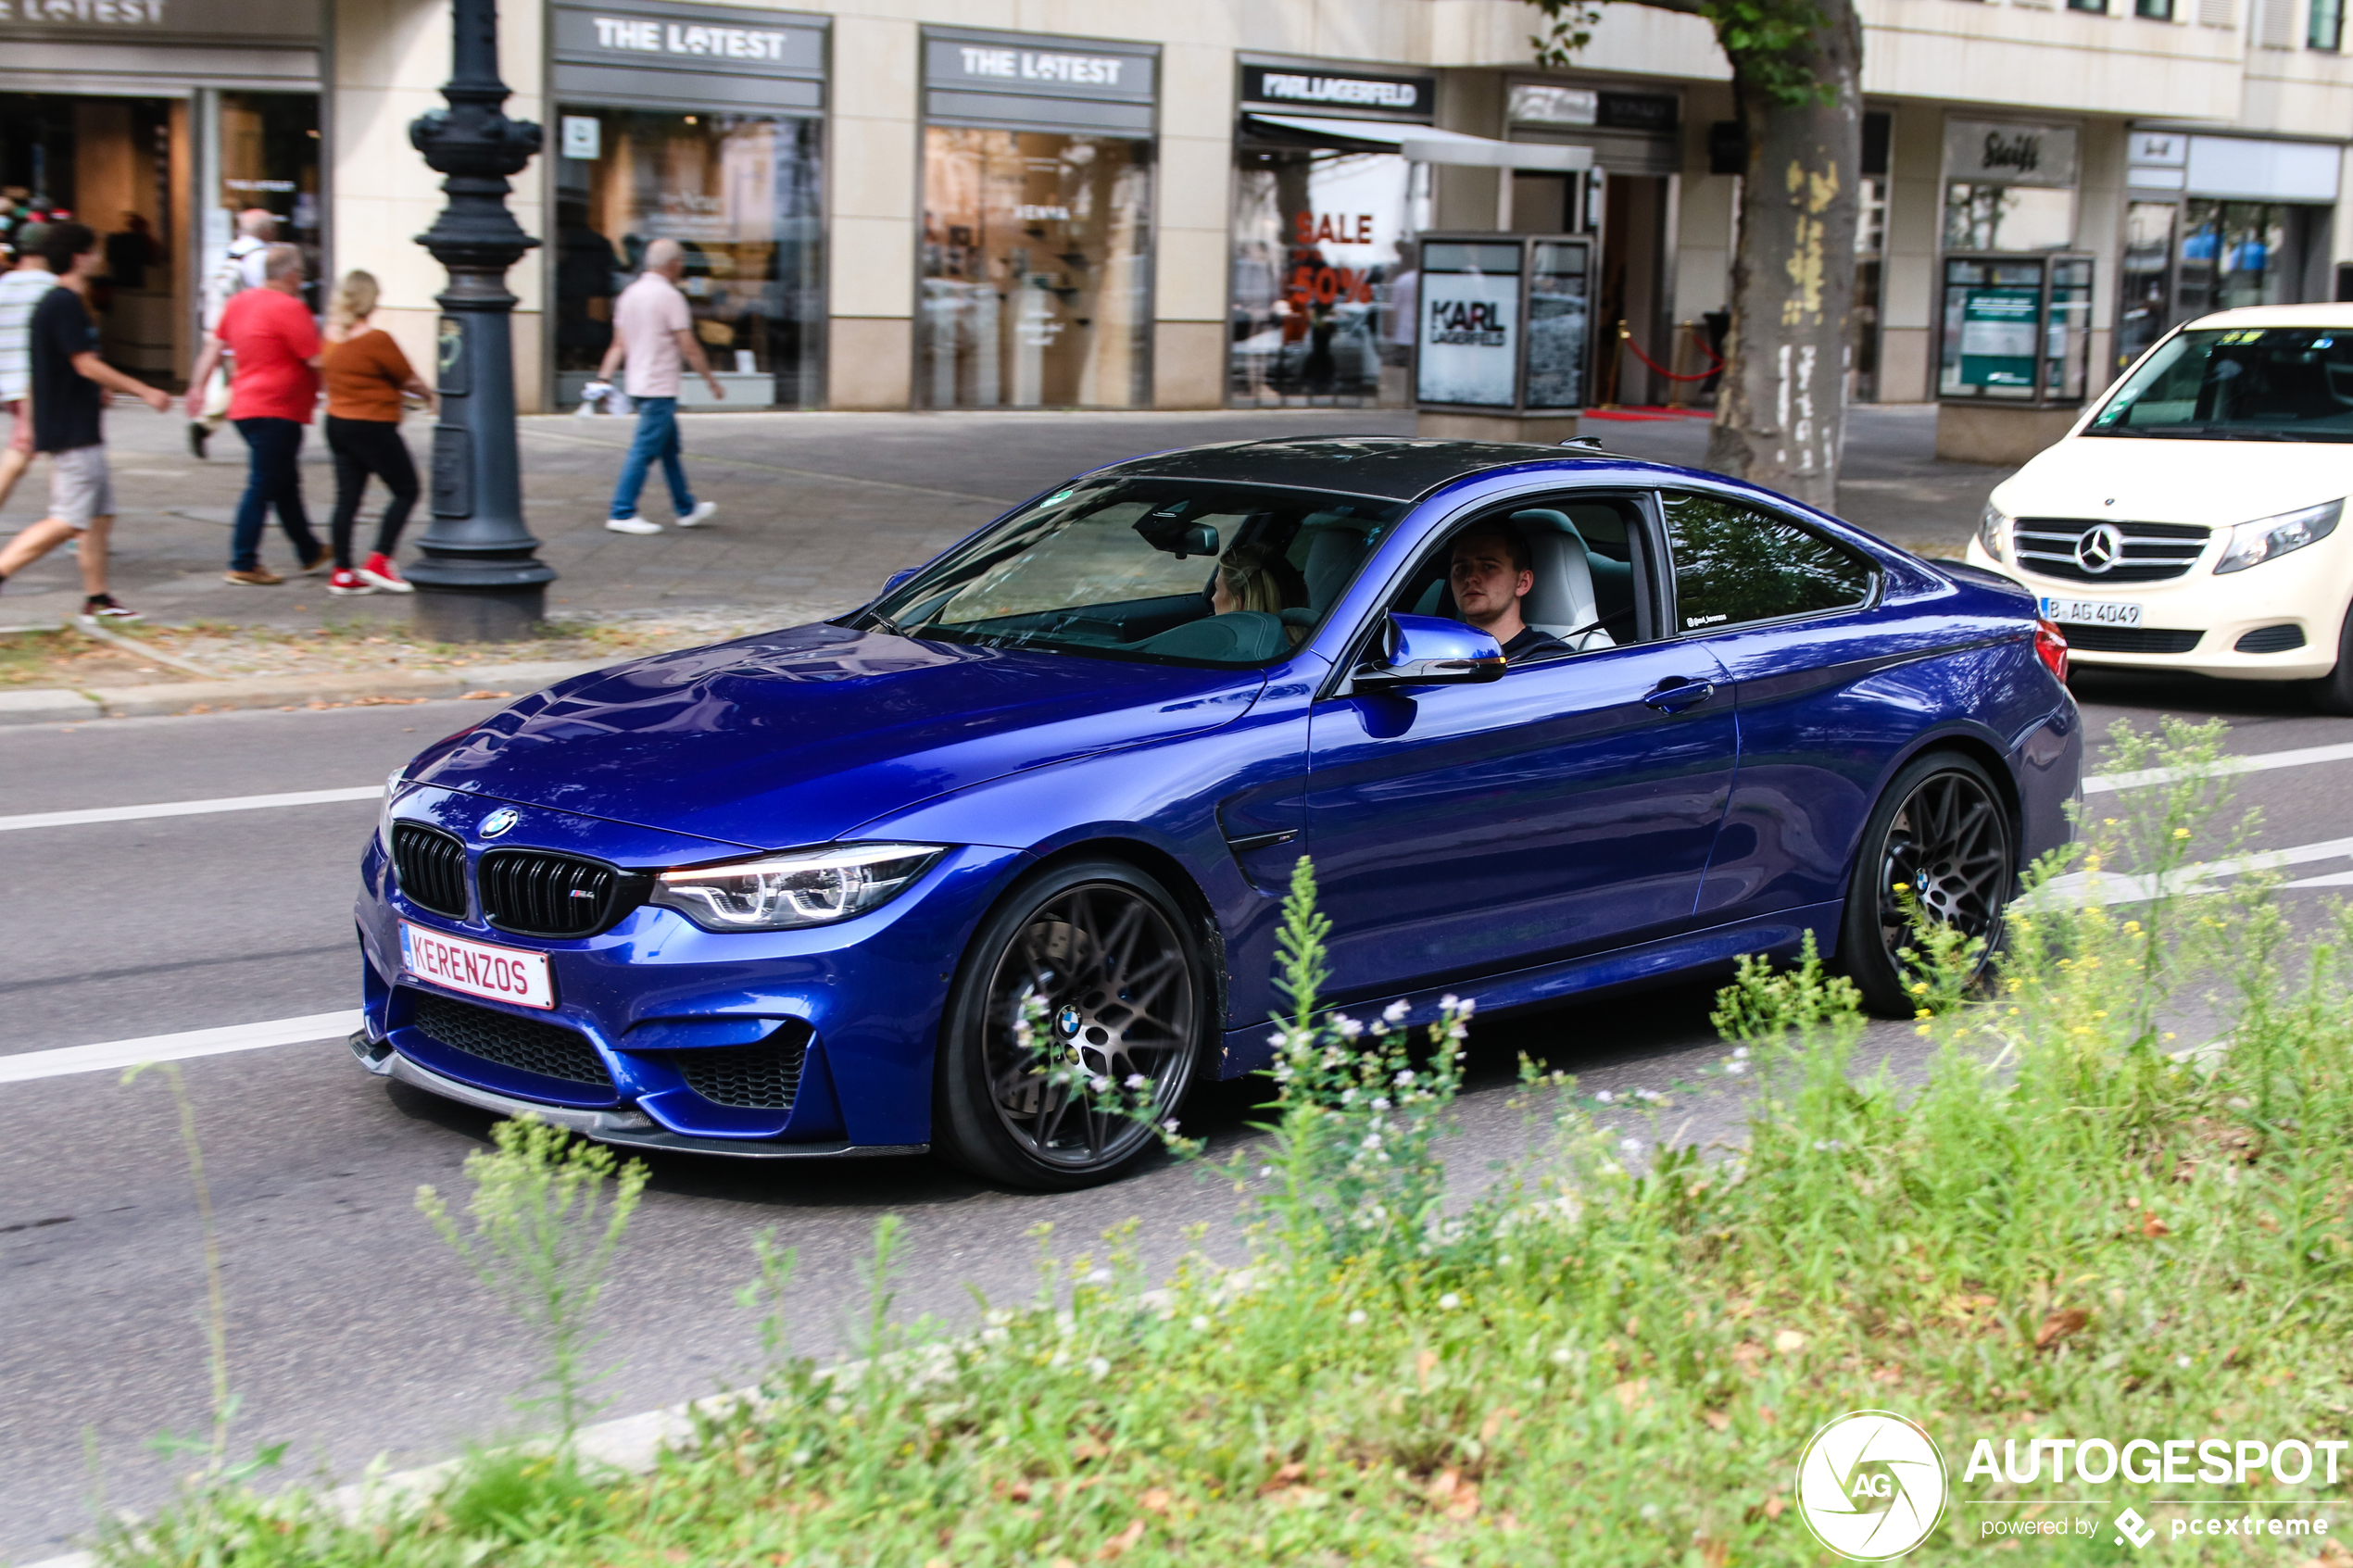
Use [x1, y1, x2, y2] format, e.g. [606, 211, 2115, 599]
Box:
[1529, 0, 1845, 107]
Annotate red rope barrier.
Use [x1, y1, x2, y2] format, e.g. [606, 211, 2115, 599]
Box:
[1617, 323, 1723, 383]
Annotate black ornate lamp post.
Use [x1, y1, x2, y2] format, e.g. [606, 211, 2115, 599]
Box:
[406, 0, 555, 642]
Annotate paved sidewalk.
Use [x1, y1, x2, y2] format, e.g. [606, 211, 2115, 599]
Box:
[0, 404, 2006, 634]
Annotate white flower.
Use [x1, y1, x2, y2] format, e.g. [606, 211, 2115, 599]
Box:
[1267, 1030, 1286, 1047]
[1090, 1075, 1111, 1094]
[1495, 1254, 1513, 1266]
[1258, 1165, 1274, 1178]
[1087, 1356, 1111, 1380]
[1635, 1088, 1663, 1103]
[1085, 1267, 1114, 1285]
[1641, 1503, 1661, 1522]
[1439, 1292, 1461, 1310]
[1732, 1047, 1750, 1060]
[788, 1449, 811, 1466]
[1594, 1090, 1615, 1104]
[1550, 1346, 1574, 1365]
[1125, 1073, 1146, 1090]
[1619, 1136, 1644, 1157]
[1161, 1118, 1181, 1134]
[2177, 1355, 2193, 1368]
[1724, 1060, 1748, 1075]
[1347, 1309, 1368, 1326]
[1371, 1096, 1391, 1112]
[1336, 1016, 1364, 1040]
[1439, 994, 1458, 1011]
[1189, 1314, 1212, 1332]
[1382, 998, 1411, 1023]
[1394, 1069, 1416, 1085]
[1458, 997, 1476, 1017]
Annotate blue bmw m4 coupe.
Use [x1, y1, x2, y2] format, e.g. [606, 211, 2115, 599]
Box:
[352, 437, 2081, 1189]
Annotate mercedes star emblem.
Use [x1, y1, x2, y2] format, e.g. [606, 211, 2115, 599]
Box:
[479, 807, 520, 839]
[2074, 523, 2124, 575]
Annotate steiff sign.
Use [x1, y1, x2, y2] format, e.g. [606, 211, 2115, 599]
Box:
[1945, 120, 2080, 188]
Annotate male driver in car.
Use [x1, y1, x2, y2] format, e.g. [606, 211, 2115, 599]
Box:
[1450, 522, 1568, 662]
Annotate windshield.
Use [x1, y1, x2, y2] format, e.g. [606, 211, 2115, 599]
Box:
[2087, 327, 2353, 442]
[856, 479, 1407, 665]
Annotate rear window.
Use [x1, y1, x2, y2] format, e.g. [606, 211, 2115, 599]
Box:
[1662, 492, 1876, 632]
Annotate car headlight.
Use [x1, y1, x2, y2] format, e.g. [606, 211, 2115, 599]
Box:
[2215, 498, 2342, 575]
[650, 843, 946, 932]
[1978, 504, 2011, 562]
[377, 766, 405, 854]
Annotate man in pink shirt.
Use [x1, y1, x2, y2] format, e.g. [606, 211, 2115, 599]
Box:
[185, 243, 325, 585]
[597, 236, 723, 535]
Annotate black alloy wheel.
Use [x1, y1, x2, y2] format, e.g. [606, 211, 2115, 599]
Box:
[1838, 752, 2015, 1016]
[934, 859, 1208, 1190]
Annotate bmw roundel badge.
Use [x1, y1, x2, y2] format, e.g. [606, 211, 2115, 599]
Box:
[479, 807, 520, 839]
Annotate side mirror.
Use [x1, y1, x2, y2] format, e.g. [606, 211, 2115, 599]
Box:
[1353, 612, 1506, 691]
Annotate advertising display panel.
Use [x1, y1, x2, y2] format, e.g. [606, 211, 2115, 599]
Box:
[1416, 240, 1521, 408]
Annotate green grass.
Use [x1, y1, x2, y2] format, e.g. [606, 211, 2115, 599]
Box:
[98, 720, 2353, 1566]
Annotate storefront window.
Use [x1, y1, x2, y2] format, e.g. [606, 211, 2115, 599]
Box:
[552, 107, 824, 408]
[1, 92, 182, 377]
[2177, 200, 2317, 316]
[2117, 201, 2176, 370]
[1227, 144, 1412, 408]
[218, 92, 321, 313]
[1852, 175, 1888, 400]
[1943, 182, 2075, 252]
[918, 128, 1152, 409]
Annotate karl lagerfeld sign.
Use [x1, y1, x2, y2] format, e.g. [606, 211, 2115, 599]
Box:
[1945, 119, 2081, 188]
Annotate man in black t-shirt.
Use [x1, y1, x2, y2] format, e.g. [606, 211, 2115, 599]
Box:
[0, 221, 171, 621]
[1449, 522, 1569, 663]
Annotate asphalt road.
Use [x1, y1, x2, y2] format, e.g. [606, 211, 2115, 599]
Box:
[3, 666, 2349, 1561]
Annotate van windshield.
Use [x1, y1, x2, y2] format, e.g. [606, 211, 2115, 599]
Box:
[2087, 328, 2353, 443]
[854, 480, 1406, 666]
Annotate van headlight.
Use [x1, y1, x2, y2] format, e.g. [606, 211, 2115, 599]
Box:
[1978, 504, 2012, 562]
[2215, 499, 2341, 575]
[651, 843, 945, 931]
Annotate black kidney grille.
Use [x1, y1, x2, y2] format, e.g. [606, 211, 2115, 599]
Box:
[409, 990, 612, 1088]
[2235, 624, 2308, 654]
[674, 1033, 810, 1111]
[2065, 625, 2204, 654]
[2012, 520, 2209, 583]
[479, 849, 621, 937]
[392, 823, 469, 918]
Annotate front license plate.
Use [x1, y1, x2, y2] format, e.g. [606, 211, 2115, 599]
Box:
[399, 922, 554, 1010]
[2042, 596, 2144, 628]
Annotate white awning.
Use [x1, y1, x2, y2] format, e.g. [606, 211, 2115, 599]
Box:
[1242, 112, 1594, 172]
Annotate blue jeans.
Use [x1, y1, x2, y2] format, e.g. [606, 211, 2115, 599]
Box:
[607, 396, 695, 521]
[230, 417, 322, 573]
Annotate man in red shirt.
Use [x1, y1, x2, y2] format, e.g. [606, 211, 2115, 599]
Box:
[184, 242, 325, 585]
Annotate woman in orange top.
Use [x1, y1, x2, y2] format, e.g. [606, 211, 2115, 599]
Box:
[321, 270, 435, 596]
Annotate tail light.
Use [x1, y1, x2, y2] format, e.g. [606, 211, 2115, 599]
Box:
[2033, 618, 2070, 683]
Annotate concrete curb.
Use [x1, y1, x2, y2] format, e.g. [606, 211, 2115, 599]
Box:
[0, 660, 610, 726]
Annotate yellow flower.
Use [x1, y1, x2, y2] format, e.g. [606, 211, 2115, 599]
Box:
[2173, 827, 2191, 840]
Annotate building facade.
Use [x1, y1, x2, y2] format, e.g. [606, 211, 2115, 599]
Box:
[5, 0, 2348, 445]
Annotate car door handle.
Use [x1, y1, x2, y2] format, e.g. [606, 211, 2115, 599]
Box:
[1642, 677, 1718, 713]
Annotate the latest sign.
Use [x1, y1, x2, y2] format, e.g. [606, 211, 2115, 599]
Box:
[589, 14, 793, 60]
[957, 45, 1131, 86]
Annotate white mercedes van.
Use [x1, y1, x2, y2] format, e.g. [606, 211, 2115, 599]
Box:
[1966, 304, 2353, 712]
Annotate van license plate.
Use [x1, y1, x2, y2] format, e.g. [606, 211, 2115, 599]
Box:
[2042, 596, 2143, 628]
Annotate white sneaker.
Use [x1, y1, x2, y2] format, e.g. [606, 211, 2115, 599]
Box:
[677, 501, 718, 528]
[605, 516, 662, 534]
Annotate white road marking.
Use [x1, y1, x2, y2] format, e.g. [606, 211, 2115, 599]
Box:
[0, 1010, 364, 1085]
[2029, 834, 2353, 909]
[0, 784, 380, 833]
[2083, 739, 2353, 795]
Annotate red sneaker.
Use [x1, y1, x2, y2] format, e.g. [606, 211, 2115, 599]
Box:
[328, 568, 375, 596]
[359, 553, 414, 594]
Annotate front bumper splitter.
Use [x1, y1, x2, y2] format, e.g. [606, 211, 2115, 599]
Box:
[350, 1033, 926, 1160]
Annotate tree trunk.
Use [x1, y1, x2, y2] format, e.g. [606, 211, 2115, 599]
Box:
[1702, 7, 1864, 512]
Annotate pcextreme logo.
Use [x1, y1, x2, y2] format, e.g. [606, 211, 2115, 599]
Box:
[1795, 1411, 1949, 1562]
